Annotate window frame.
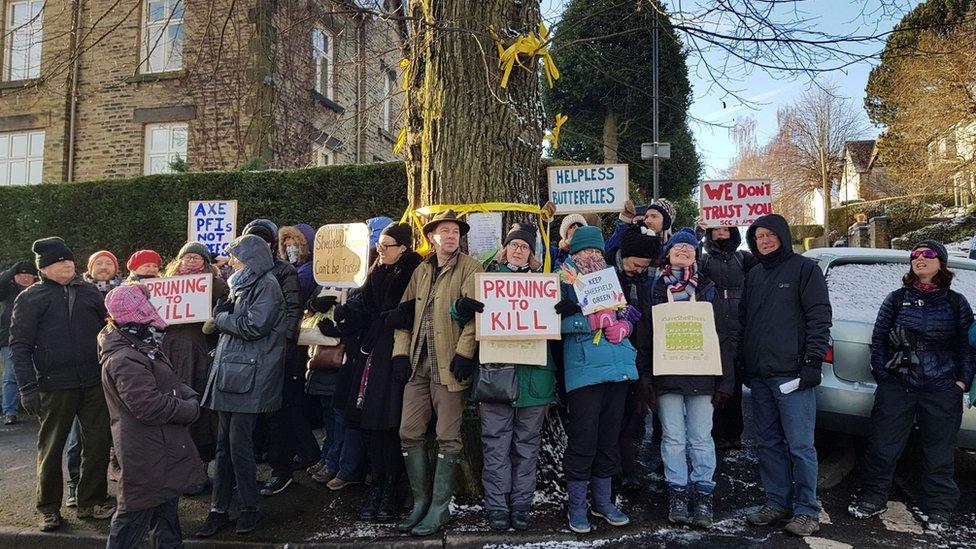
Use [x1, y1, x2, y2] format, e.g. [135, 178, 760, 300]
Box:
[139, 0, 184, 75]
[143, 122, 188, 175]
[0, 129, 45, 185]
[312, 25, 335, 100]
[316, 144, 335, 166]
[3, 0, 44, 82]
[382, 68, 396, 133]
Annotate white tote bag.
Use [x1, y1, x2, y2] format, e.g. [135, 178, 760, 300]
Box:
[651, 290, 722, 376]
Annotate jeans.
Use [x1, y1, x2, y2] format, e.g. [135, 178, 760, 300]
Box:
[107, 498, 182, 549]
[1, 346, 17, 415]
[212, 411, 260, 512]
[325, 409, 365, 481]
[66, 417, 81, 486]
[750, 376, 820, 516]
[658, 393, 716, 493]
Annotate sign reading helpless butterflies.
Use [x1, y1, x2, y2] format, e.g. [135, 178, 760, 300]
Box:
[145, 274, 213, 326]
[547, 164, 629, 215]
[560, 265, 627, 315]
[475, 272, 561, 341]
[313, 223, 370, 288]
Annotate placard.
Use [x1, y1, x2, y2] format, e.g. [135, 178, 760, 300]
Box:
[313, 223, 370, 288]
[699, 179, 773, 227]
[188, 200, 238, 259]
[547, 164, 629, 214]
[572, 267, 626, 315]
[479, 340, 548, 366]
[475, 273, 561, 341]
[651, 295, 722, 376]
[466, 212, 503, 262]
[145, 274, 213, 325]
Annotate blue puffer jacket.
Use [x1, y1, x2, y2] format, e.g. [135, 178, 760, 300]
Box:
[559, 261, 639, 393]
[871, 285, 975, 392]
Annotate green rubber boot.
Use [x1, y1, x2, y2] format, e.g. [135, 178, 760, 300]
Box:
[411, 452, 461, 536]
[396, 447, 430, 532]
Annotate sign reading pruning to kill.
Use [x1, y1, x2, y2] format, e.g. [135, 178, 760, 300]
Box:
[475, 273, 561, 341]
[146, 274, 213, 325]
[188, 200, 238, 259]
[699, 179, 773, 227]
[313, 223, 370, 288]
[547, 164, 629, 214]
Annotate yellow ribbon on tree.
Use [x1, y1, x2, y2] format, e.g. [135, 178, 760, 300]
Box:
[399, 202, 555, 272]
[546, 113, 568, 150]
[399, 58, 410, 91]
[494, 22, 560, 89]
[392, 127, 407, 154]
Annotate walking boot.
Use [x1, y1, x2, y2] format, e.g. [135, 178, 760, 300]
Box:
[396, 447, 430, 532]
[359, 483, 383, 520]
[566, 479, 592, 534]
[668, 486, 692, 525]
[376, 476, 398, 522]
[693, 490, 714, 529]
[590, 476, 629, 526]
[411, 452, 461, 536]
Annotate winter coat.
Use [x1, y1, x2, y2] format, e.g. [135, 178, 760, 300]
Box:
[335, 252, 422, 428]
[278, 224, 319, 306]
[606, 219, 665, 266]
[269, 258, 302, 343]
[700, 229, 755, 383]
[10, 275, 107, 393]
[871, 285, 974, 392]
[560, 257, 639, 393]
[610, 250, 653, 378]
[203, 237, 286, 414]
[99, 324, 205, 512]
[393, 252, 483, 392]
[649, 266, 735, 396]
[737, 215, 832, 379]
[0, 266, 29, 345]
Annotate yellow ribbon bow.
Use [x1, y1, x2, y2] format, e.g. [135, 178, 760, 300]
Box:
[399, 58, 410, 91]
[546, 113, 568, 150]
[494, 22, 560, 89]
[392, 127, 407, 154]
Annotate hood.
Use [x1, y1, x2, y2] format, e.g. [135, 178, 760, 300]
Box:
[746, 214, 794, 264]
[242, 218, 279, 245]
[278, 224, 314, 265]
[705, 227, 742, 256]
[366, 216, 394, 247]
[227, 234, 275, 276]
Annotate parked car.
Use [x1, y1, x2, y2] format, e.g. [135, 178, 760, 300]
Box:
[807, 247, 976, 449]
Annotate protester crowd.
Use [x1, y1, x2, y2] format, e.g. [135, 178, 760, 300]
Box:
[0, 199, 973, 548]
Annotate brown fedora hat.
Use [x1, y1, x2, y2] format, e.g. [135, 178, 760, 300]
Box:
[422, 209, 470, 236]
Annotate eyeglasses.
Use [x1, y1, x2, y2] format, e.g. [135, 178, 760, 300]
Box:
[508, 242, 531, 252]
[755, 233, 778, 242]
[181, 255, 204, 263]
[910, 249, 938, 260]
[671, 243, 696, 253]
[377, 242, 402, 251]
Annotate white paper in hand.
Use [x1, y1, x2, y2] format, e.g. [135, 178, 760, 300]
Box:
[779, 378, 801, 395]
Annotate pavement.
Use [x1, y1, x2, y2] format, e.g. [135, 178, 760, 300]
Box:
[1, 396, 975, 548]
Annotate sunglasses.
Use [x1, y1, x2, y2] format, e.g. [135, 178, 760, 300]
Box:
[910, 249, 938, 260]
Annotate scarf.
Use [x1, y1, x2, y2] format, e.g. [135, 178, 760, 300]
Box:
[120, 322, 164, 346]
[176, 263, 208, 276]
[505, 263, 531, 273]
[570, 249, 608, 275]
[228, 265, 257, 294]
[662, 264, 698, 302]
[913, 280, 940, 293]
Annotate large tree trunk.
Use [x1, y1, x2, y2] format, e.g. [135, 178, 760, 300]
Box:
[603, 110, 619, 163]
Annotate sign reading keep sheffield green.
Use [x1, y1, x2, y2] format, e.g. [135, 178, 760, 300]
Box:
[547, 164, 629, 215]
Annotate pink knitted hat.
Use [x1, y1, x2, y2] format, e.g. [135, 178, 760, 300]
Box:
[105, 283, 166, 329]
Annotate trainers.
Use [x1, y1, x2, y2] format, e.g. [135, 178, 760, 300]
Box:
[235, 509, 260, 535]
[77, 503, 115, 520]
[693, 491, 714, 529]
[39, 513, 61, 532]
[195, 511, 231, 538]
[326, 476, 358, 491]
[260, 475, 293, 496]
[925, 514, 949, 532]
[747, 505, 792, 526]
[784, 514, 821, 537]
[311, 468, 335, 484]
[3, 414, 16, 425]
[487, 509, 510, 531]
[848, 500, 887, 519]
[306, 462, 324, 476]
[65, 484, 77, 507]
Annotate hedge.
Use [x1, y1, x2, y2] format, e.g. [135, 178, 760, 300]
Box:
[828, 193, 955, 241]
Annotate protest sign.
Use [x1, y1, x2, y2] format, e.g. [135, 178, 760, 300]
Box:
[466, 212, 503, 262]
[313, 223, 370, 288]
[479, 339, 548, 366]
[699, 179, 772, 227]
[571, 267, 626, 315]
[475, 273, 561, 341]
[187, 200, 237, 259]
[547, 164, 629, 214]
[145, 274, 213, 325]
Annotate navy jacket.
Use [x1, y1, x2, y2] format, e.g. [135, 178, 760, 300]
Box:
[871, 285, 974, 392]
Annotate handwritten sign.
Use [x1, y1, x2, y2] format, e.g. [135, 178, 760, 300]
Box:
[475, 273, 561, 341]
[699, 179, 773, 227]
[572, 267, 626, 315]
[145, 274, 213, 325]
[313, 223, 370, 288]
[547, 164, 629, 214]
[480, 339, 547, 366]
[188, 200, 238, 259]
[466, 212, 503, 262]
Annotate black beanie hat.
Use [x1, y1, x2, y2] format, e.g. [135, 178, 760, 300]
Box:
[381, 222, 414, 249]
[913, 240, 948, 265]
[242, 219, 278, 246]
[33, 237, 75, 269]
[618, 226, 657, 260]
[12, 260, 38, 276]
[504, 223, 538, 248]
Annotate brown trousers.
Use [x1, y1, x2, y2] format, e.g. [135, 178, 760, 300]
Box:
[399, 359, 468, 453]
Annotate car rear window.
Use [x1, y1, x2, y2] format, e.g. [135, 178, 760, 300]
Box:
[826, 261, 976, 323]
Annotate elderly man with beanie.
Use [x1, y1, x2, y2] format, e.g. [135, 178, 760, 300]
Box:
[196, 234, 286, 538]
[126, 250, 163, 281]
[99, 283, 205, 549]
[393, 210, 483, 536]
[605, 198, 676, 258]
[10, 237, 114, 531]
[1, 260, 37, 424]
[736, 214, 831, 537]
[84, 251, 121, 296]
[556, 225, 639, 533]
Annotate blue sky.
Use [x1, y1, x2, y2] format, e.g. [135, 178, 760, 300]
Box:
[539, 0, 921, 178]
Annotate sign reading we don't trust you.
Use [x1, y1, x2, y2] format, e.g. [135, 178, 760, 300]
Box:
[313, 223, 370, 288]
[699, 179, 773, 227]
[547, 164, 629, 214]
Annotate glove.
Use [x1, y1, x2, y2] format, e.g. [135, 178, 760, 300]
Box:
[604, 319, 632, 344]
[619, 199, 637, 223]
[333, 304, 350, 324]
[712, 391, 731, 409]
[317, 317, 343, 338]
[455, 297, 485, 318]
[798, 358, 822, 390]
[201, 318, 218, 335]
[213, 298, 234, 317]
[555, 299, 581, 317]
[20, 390, 41, 416]
[310, 295, 338, 314]
[450, 354, 477, 383]
[392, 356, 412, 384]
[587, 310, 617, 331]
[383, 300, 416, 330]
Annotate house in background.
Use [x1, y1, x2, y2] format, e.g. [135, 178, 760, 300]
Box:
[838, 139, 893, 204]
[928, 121, 976, 207]
[0, 0, 403, 186]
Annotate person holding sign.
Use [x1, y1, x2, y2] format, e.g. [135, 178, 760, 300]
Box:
[392, 210, 482, 537]
[605, 199, 676, 261]
[555, 226, 638, 534]
[737, 214, 831, 538]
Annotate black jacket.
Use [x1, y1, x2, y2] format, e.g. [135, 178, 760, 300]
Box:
[737, 215, 832, 379]
[0, 267, 28, 345]
[701, 229, 756, 382]
[10, 275, 108, 393]
[270, 258, 302, 342]
[610, 250, 653, 378]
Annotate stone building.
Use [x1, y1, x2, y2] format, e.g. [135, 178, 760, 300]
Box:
[0, 0, 404, 185]
[837, 139, 894, 204]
